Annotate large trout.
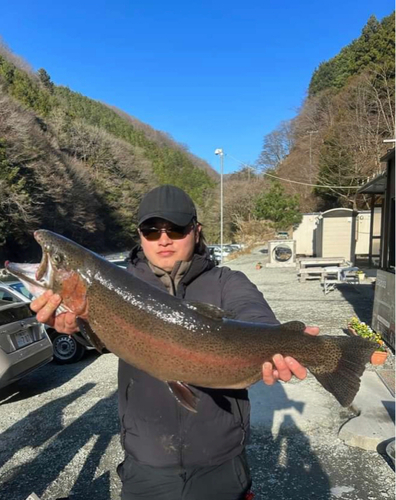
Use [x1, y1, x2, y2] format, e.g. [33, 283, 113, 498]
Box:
[5, 230, 376, 411]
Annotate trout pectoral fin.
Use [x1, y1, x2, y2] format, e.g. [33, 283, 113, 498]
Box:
[76, 318, 106, 353]
[183, 301, 235, 320]
[167, 381, 199, 413]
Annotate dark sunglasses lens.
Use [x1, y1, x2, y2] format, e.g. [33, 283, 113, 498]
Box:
[167, 230, 186, 240]
[141, 229, 161, 241]
[140, 227, 188, 241]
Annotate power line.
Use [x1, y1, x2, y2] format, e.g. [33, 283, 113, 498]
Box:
[225, 153, 366, 190]
[261, 171, 363, 189]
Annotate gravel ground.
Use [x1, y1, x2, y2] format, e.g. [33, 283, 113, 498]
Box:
[0, 246, 394, 500]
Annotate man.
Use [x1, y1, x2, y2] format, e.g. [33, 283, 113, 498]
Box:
[32, 185, 318, 500]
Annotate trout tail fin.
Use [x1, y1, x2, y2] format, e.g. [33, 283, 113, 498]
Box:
[311, 336, 377, 407]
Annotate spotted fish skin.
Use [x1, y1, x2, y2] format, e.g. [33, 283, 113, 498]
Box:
[5, 230, 377, 408]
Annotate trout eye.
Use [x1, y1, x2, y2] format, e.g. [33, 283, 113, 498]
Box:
[52, 253, 64, 266]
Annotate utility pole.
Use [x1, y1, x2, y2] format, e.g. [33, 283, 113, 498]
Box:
[214, 148, 224, 264]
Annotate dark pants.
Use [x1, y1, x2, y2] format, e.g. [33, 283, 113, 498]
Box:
[117, 453, 252, 500]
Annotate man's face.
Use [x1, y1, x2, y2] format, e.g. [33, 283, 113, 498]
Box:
[139, 218, 200, 272]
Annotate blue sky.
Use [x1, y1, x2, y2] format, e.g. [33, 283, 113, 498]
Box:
[1, 1, 394, 174]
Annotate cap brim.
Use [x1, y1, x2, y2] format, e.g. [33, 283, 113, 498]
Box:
[139, 211, 193, 227]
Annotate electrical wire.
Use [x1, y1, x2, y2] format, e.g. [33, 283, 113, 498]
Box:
[225, 153, 375, 190]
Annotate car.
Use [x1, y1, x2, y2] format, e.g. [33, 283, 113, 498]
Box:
[276, 231, 289, 239]
[104, 251, 129, 269]
[1, 278, 92, 364]
[0, 280, 53, 389]
[222, 245, 237, 254]
[208, 245, 234, 261]
[207, 247, 220, 266]
[227, 244, 244, 251]
[49, 327, 91, 364]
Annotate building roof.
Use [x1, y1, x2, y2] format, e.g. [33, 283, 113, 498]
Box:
[357, 172, 387, 194]
[357, 148, 394, 195]
[380, 147, 395, 163]
[322, 208, 355, 217]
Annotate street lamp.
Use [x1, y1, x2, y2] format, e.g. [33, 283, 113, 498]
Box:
[214, 148, 224, 264]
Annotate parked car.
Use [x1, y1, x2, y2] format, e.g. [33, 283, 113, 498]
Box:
[208, 245, 235, 261]
[0, 281, 53, 388]
[276, 231, 289, 239]
[49, 327, 92, 364]
[1, 279, 92, 364]
[222, 245, 237, 254]
[207, 247, 220, 265]
[104, 252, 129, 269]
[227, 244, 244, 251]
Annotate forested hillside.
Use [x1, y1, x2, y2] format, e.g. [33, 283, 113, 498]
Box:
[256, 12, 395, 212]
[1, 12, 394, 259]
[0, 44, 217, 260]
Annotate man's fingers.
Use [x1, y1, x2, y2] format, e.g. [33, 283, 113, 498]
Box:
[262, 362, 278, 385]
[262, 328, 318, 385]
[65, 313, 78, 329]
[35, 294, 62, 324]
[29, 291, 78, 334]
[285, 357, 307, 380]
[273, 354, 292, 382]
[30, 290, 54, 313]
[304, 326, 320, 336]
[56, 312, 79, 333]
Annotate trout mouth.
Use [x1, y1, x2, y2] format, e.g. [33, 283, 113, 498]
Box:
[5, 233, 55, 296]
[6, 230, 89, 317]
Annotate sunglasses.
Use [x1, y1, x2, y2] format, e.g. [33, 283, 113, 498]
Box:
[140, 223, 194, 241]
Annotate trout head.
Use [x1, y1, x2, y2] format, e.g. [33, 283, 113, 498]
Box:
[5, 230, 92, 317]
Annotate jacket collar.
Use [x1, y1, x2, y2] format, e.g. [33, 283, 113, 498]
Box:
[129, 245, 215, 286]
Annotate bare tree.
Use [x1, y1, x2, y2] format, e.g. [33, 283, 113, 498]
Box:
[257, 120, 295, 171]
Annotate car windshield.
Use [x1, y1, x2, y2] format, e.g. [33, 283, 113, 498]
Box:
[9, 282, 34, 300]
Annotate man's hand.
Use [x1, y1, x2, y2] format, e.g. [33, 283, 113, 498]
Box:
[30, 290, 79, 334]
[262, 326, 320, 385]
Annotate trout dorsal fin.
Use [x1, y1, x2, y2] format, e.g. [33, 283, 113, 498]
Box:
[281, 321, 307, 332]
[183, 301, 236, 321]
[76, 318, 106, 353]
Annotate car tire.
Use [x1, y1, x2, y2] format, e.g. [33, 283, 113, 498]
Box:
[50, 331, 86, 364]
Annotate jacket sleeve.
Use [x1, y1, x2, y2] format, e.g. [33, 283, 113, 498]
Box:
[220, 267, 279, 325]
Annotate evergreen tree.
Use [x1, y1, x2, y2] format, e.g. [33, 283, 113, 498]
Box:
[253, 181, 302, 230]
[309, 12, 395, 96]
[37, 68, 54, 92]
[314, 131, 357, 208]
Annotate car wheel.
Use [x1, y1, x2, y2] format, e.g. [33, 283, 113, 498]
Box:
[50, 332, 86, 364]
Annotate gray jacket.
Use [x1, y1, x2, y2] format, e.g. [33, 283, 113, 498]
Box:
[118, 248, 278, 467]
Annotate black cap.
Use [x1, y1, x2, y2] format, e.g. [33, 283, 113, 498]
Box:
[138, 185, 197, 227]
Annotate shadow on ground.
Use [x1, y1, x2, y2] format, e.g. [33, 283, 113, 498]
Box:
[0, 350, 104, 406]
[248, 417, 331, 500]
[248, 381, 331, 499]
[337, 283, 374, 324]
[0, 385, 119, 500]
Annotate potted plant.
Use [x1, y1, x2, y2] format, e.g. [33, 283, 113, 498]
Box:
[347, 317, 388, 365]
[256, 262, 262, 270]
[357, 270, 366, 283]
